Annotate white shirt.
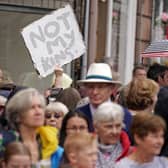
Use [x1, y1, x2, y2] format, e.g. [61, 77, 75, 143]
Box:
[115, 156, 168, 168]
[89, 98, 112, 117]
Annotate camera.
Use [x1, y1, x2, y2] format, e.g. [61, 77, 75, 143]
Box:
[47, 88, 63, 103]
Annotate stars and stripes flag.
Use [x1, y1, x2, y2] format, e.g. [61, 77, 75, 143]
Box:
[141, 40, 168, 58]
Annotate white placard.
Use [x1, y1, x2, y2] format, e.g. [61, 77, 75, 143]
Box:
[21, 5, 86, 77]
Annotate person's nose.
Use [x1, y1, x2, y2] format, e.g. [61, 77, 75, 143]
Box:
[111, 127, 118, 134]
[50, 115, 56, 120]
[34, 106, 44, 116]
[75, 128, 81, 133]
[92, 87, 99, 94]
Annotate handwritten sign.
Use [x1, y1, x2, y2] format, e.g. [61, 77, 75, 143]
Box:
[21, 5, 86, 77]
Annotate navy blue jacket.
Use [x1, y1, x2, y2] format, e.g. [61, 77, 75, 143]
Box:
[155, 86, 168, 156]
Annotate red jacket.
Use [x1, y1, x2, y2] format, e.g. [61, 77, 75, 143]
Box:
[116, 131, 135, 161]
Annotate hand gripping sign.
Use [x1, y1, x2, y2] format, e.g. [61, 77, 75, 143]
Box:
[21, 5, 86, 77]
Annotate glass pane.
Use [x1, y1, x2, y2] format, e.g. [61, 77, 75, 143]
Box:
[150, 0, 168, 65]
[0, 10, 53, 92]
[112, 0, 128, 71]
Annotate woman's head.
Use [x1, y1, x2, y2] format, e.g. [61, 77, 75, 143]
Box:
[56, 87, 81, 111]
[93, 102, 124, 145]
[59, 110, 90, 147]
[2, 142, 31, 168]
[45, 101, 68, 129]
[6, 88, 46, 130]
[64, 132, 98, 168]
[131, 112, 166, 140]
[131, 112, 166, 156]
[126, 78, 159, 111]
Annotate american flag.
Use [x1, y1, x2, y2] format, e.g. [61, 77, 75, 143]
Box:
[141, 40, 168, 58]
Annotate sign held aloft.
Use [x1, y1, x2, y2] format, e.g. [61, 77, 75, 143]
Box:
[21, 5, 86, 77]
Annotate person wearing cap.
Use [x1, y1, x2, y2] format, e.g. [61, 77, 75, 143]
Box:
[77, 63, 132, 133]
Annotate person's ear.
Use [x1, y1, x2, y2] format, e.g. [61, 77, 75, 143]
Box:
[68, 152, 78, 164]
[134, 134, 142, 145]
[16, 116, 21, 123]
[158, 76, 163, 84]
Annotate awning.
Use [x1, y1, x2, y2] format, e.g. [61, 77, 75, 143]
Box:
[141, 40, 168, 58]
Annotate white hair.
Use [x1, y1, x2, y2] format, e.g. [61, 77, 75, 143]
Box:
[6, 88, 46, 130]
[93, 102, 124, 125]
[45, 101, 68, 115]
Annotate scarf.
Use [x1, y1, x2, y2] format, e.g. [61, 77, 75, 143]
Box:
[96, 141, 122, 168]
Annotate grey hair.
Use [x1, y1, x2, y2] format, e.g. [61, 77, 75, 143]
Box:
[93, 102, 125, 126]
[45, 101, 69, 115]
[5, 88, 46, 130]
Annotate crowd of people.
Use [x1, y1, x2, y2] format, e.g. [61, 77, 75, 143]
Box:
[0, 62, 168, 168]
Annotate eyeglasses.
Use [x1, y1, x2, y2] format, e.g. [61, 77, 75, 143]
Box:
[66, 126, 88, 132]
[45, 113, 62, 119]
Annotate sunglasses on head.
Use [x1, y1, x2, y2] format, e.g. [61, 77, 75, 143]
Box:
[45, 113, 62, 119]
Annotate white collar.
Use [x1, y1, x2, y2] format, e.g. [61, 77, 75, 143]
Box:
[89, 98, 111, 116]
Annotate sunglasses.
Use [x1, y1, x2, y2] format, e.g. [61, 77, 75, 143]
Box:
[45, 113, 62, 119]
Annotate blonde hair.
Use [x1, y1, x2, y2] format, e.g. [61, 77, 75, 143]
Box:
[64, 132, 97, 155]
[126, 78, 159, 110]
[3, 142, 31, 164]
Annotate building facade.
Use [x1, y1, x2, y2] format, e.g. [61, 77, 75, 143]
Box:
[0, 0, 86, 91]
[0, 0, 164, 90]
[89, 0, 153, 84]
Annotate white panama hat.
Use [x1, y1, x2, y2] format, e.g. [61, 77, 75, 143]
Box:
[78, 63, 121, 84]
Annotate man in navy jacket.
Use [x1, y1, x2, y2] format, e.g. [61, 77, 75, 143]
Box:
[77, 63, 132, 133]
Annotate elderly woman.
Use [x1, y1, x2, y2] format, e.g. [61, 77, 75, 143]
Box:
[0, 88, 46, 165]
[45, 101, 68, 129]
[115, 112, 168, 168]
[93, 102, 133, 168]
